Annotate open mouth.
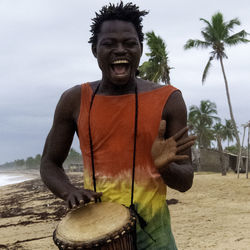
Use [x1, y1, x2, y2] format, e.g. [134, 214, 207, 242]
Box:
[110, 59, 130, 76]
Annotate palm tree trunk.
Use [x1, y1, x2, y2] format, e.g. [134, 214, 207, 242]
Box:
[217, 136, 226, 175]
[219, 56, 241, 159]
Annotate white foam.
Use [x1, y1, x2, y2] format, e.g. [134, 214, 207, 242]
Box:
[0, 174, 33, 187]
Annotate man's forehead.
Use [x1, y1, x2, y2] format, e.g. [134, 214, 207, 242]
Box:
[99, 20, 138, 36]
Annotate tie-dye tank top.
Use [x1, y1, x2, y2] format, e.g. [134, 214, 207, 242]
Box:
[77, 83, 178, 250]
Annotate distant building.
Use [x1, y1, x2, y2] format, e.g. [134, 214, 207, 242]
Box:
[192, 148, 248, 173]
[68, 163, 83, 172]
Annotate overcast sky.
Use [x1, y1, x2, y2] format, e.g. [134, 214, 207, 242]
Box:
[1, 0, 250, 164]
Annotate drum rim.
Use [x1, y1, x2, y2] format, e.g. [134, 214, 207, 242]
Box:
[53, 204, 136, 249]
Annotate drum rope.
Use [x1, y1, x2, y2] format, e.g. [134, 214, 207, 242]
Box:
[130, 82, 138, 208]
[88, 82, 101, 194]
[88, 81, 155, 244]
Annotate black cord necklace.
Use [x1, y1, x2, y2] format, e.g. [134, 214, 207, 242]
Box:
[88, 82, 155, 242]
[88, 82, 138, 207]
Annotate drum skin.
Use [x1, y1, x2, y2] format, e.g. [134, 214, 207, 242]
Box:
[53, 202, 136, 250]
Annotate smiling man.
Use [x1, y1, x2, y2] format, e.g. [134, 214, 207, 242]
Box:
[40, 2, 196, 249]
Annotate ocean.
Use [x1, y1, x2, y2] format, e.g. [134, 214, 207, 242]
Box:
[0, 173, 34, 187]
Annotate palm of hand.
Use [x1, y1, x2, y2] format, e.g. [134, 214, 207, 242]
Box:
[152, 137, 178, 169]
[151, 120, 196, 169]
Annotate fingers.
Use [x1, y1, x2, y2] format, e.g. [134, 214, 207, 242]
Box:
[176, 135, 197, 146]
[174, 155, 189, 162]
[173, 126, 189, 140]
[66, 189, 102, 209]
[176, 141, 196, 153]
[67, 192, 86, 209]
[158, 120, 166, 139]
[84, 189, 102, 202]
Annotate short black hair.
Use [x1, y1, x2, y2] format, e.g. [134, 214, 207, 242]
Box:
[89, 1, 148, 46]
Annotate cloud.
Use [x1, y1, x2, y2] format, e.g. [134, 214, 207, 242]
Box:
[1, 0, 250, 164]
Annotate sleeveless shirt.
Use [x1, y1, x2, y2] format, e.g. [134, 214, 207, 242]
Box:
[77, 83, 178, 250]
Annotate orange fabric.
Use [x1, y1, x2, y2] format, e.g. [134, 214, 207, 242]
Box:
[77, 83, 179, 249]
[78, 83, 178, 185]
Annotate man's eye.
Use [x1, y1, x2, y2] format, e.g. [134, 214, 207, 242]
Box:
[125, 41, 138, 47]
[102, 42, 113, 46]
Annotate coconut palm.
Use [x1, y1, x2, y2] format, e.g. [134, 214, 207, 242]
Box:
[139, 31, 171, 84]
[188, 100, 220, 148]
[184, 12, 249, 153]
[213, 122, 227, 175]
[224, 119, 237, 147]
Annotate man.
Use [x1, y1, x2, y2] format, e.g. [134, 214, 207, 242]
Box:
[40, 2, 196, 249]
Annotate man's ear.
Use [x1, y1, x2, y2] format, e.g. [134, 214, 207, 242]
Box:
[92, 44, 97, 58]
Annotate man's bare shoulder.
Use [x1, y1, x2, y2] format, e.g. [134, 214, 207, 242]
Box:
[88, 81, 101, 92]
[162, 91, 187, 126]
[61, 84, 81, 100]
[137, 78, 163, 93]
[56, 84, 82, 121]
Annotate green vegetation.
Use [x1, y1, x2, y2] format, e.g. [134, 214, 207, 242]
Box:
[139, 31, 171, 84]
[64, 148, 83, 167]
[188, 100, 220, 148]
[188, 99, 240, 175]
[184, 12, 249, 154]
[0, 148, 82, 170]
[188, 99, 238, 151]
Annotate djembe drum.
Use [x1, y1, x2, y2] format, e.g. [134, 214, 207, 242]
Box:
[53, 202, 136, 250]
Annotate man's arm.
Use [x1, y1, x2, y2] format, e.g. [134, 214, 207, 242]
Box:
[40, 85, 101, 208]
[151, 91, 196, 192]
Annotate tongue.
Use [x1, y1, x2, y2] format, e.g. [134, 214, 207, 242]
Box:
[113, 64, 126, 75]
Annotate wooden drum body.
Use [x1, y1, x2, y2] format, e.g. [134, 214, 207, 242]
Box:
[53, 202, 136, 250]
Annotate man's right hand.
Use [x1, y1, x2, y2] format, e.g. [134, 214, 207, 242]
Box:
[66, 188, 102, 209]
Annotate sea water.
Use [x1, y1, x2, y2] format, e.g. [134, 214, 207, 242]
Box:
[0, 173, 33, 187]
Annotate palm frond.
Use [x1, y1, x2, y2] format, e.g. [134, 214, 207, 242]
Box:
[184, 39, 210, 49]
[188, 100, 220, 148]
[202, 56, 213, 84]
[139, 31, 171, 84]
[225, 30, 250, 46]
[201, 31, 213, 42]
[226, 18, 241, 31]
[200, 18, 212, 29]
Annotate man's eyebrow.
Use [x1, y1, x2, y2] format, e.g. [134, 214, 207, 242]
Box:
[124, 38, 138, 42]
[99, 37, 115, 42]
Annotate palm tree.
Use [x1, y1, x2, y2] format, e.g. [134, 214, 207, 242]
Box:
[139, 31, 171, 84]
[188, 100, 220, 148]
[213, 122, 227, 175]
[224, 119, 237, 147]
[184, 12, 249, 154]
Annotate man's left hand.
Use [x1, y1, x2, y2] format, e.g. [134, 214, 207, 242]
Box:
[151, 120, 196, 169]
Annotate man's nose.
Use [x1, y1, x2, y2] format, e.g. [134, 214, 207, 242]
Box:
[114, 43, 126, 55]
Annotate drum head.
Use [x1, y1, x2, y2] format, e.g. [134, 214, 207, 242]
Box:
[55, 202, 131, 245]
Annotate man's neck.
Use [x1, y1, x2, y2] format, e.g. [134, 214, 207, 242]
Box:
[89, 78, 163, 95]
[98, 78, 138, 95]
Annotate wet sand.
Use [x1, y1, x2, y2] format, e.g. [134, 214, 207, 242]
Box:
[0, 172, 250, 249]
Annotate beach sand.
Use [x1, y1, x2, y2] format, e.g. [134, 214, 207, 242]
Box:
[0, 172, 250, 249]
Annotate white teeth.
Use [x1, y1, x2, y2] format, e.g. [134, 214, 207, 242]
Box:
[112, 60, 129, 64]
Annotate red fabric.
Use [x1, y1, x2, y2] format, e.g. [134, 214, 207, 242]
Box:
[77, 83, 178, 180]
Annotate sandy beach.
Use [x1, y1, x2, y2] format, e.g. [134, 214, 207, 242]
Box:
[0, 171, 250, 250]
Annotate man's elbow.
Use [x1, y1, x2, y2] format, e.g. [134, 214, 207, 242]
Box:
[178, 172, 194, 192]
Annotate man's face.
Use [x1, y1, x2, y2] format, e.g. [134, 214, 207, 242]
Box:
[93, 20, 142, 86]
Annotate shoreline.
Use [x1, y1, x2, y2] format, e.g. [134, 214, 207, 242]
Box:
[0, 172, 83, 250]
[0, 170, 40, 187]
